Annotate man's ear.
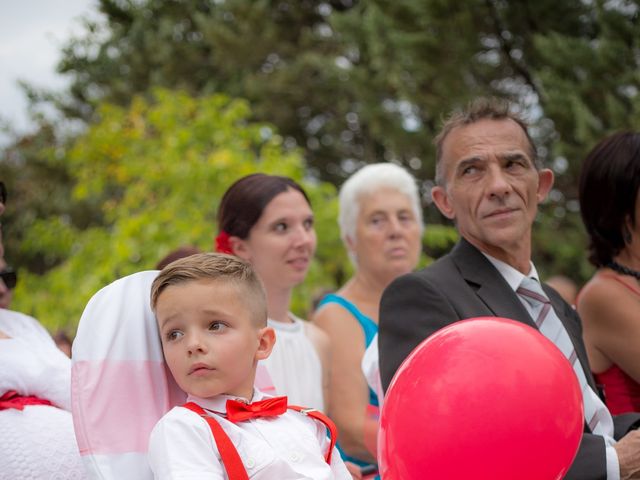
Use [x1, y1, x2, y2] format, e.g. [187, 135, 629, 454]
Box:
[536, 168, 554, 203]
[431, 185, 456, 220]
[229, 236, 250, 261]
[255, 326, 276, 361]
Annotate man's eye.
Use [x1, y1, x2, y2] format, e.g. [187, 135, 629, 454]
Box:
[506, 160, 525, 170]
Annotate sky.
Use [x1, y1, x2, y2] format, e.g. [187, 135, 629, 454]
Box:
[0, 0, 98, 142]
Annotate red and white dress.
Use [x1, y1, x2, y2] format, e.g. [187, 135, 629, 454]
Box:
[0, 309, 87, 479]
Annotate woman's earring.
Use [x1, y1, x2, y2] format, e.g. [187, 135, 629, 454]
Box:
[623, 226, 632, 244]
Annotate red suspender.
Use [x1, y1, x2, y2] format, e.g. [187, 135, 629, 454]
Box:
[181, 401, 338, 478]
[182, 402, 249, 480]
[287, 405, 338, 464]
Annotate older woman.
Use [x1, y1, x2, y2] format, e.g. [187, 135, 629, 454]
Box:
[313, 163, 423, 470]
[577, 131, 640, 414]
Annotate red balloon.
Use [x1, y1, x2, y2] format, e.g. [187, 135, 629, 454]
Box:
[379, 317, 583, 480]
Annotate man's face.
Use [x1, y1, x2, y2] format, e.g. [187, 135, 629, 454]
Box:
[431, 118, 553, 260]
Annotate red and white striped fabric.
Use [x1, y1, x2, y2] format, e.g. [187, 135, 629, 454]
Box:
[71, 270, 276, 479]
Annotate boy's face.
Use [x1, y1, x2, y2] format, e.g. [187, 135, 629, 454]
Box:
[155, 279, 273, 400]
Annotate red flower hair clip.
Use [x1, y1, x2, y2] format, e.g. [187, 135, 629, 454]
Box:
[215, 231, 234, 254]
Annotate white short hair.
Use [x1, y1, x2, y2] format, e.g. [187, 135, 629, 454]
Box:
[338, 163, 424, 246]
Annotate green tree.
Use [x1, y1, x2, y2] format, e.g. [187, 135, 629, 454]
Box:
[8, 0, 640, 288]
[10, 89, 347, 331]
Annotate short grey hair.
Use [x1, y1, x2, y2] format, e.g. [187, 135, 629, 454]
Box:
[434, 97, 537, 185]
[338, 163, 424, 247]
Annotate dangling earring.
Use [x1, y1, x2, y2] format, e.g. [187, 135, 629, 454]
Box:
[623, 226, 632, 244]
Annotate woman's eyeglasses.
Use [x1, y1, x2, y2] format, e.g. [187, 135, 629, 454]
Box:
[0, 268, 16, 290]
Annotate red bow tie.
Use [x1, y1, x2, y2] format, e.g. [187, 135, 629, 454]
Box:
[225, 396, 288, 423]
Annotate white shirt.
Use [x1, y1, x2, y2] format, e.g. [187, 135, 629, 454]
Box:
[361, 333, 383, 409]
[483, 254, 620, 480]
[148, 389, 351, 479]
[260, 315, 324, 412]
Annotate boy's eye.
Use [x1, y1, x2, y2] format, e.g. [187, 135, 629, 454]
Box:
[167, 330, 183, 341]
[209, 321, 227, 332]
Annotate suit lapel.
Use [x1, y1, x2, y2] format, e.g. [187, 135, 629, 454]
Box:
[449, 239, 597, 391]
[450, 239, 537, 328]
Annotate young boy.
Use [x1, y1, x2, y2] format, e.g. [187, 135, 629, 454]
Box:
[148, 253, 352, 479]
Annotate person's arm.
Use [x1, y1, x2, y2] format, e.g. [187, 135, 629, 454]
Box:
[614, 430, 640, 479]
[148, 410, 225, 480]
[313, 303, 376, 463]
[578, 277, 640, 382]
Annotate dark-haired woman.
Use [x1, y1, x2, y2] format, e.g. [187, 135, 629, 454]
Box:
[215, 173, 330, 413]
[577, 131, 640, 414]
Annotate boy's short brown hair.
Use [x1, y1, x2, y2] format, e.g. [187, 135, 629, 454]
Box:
[150, 252, 268, 326]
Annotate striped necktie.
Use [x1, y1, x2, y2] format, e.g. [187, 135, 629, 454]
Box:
[517, 277, 613, 437]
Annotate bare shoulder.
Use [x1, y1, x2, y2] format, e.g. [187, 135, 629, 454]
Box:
[305, 321, 330, 351]
[578, 272, 640, 327]
[580, 273, 632, 307]
[312, 301, 364, 339]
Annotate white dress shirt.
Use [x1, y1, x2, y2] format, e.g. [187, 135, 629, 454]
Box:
[361, 332, 384, 409]
[148, 389, 351, 479]
[483, 254, 620, 480]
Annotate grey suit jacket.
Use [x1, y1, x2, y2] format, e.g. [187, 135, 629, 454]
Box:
[378, 238, 640, 480]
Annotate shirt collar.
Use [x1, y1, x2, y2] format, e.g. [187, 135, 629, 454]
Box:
[186, 387, 268, 415]
[481, 252, 540, 292]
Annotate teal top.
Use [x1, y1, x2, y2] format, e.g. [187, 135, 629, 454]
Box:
[317, 293, 380, 476]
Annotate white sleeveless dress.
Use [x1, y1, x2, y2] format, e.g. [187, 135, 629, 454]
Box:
[259, 315, 324, 412]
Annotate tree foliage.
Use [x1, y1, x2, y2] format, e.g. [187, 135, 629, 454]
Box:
[10, 90, 351, 331]
[4, 0, 640, 308]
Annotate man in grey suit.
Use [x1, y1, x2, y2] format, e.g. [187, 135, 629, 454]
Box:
[378, 98, 640, 480]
